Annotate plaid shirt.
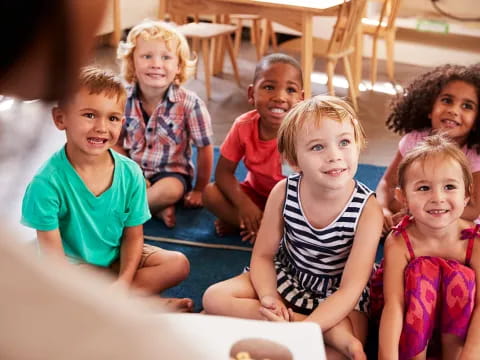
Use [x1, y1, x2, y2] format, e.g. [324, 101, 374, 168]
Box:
[119, 84, 212, 179]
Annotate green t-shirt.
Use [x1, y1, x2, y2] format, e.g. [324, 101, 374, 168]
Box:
[21, 147, 151, 266]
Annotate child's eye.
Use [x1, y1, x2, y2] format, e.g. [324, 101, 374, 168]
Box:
[311, 144, 323, 151]
[339, 139, 351, 147]
[440, 97, 452, 104]
[263, 85, 274, 91]
[417, 185, 430, 191]
[109, 116, 121, 122]
[462, 102, 475, 111]
[83, 113, 95, 119]
[161, 55, 171, 61]
[142, 54, 152, 59]
[445, 184, 457, 190]
[287, 87, 298, 93]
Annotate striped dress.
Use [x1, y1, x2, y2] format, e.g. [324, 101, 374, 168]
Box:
[274, 173, 373, 314]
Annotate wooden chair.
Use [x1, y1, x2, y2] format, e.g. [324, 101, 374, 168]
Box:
[177, 22, 241, 100]
[358, 0, 402, 85]
[279, 0, 367, 110]
[230, 14, 277, 60]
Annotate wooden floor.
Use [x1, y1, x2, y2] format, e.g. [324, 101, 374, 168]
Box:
[0, 37, 432, 240]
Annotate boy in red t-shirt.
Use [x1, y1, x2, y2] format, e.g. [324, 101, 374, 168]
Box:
[203, 54, 304, 243]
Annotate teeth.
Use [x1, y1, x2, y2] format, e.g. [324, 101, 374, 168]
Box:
[271, 108, 286, 113]
[443, 119, 458, 126]
[428, 209, 448, 214]
[88, 138, 106, 144]
[326, 169, 344, 175]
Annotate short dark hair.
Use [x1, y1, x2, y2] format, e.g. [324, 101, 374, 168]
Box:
[252, 53, 303, 87]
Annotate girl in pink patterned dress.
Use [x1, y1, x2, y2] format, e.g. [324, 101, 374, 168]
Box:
[376, 134, 480, 360]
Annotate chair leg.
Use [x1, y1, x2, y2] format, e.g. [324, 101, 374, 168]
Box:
[201, 38, 211, 99]
[353, 30, 363, 90]
[267, 20, 278, 51]
[385, 31, 395, 83]
[192, 38, 199, 79]
[370, 37, 379, 87]
[252, 19, 261, 60]
[225, 34, 242, 87]
[343, 56, 359, 112]
[234, 19, 243, 57]
[326, 60, 336, 95]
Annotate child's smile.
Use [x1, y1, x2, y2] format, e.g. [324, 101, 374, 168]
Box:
[248, 62, 303, 137]
[429, 80, 478, 145]
[133, 37, 180, 96]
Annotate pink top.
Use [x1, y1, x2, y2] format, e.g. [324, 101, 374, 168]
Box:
[399, 130, 480, 172]
[220, 110, 285, 198]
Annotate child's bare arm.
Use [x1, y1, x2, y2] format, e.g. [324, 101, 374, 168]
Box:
[377, 150, 405, 232]
[460, 238, 480, 359]
[306, 196, 383, 331]
[250, 180, 286, 307]
[37, 229, 68, 265]
[378, 234, 408, 360]
[117, 225, 143, 285]
[184, 144, 213, 208]
[216, 155, 263, 234]
[462, 171, 480, 221]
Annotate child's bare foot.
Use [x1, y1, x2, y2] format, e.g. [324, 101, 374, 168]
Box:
[144, 297, 194, 313]
[214, 218, 238, 236]
[156, 206, 176, 228]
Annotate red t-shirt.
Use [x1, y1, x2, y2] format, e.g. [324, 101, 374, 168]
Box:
[220, 110, 285, 198]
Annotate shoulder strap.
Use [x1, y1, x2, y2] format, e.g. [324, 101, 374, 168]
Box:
[462, 224, 480, 266]
[392, 215, 415, 259]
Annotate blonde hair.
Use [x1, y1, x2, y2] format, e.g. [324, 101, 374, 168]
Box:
[59, 66, 127, 108]
[278, 95, 366, 166]
[398, 133, 473, 196]
[117, 20, 195, 85]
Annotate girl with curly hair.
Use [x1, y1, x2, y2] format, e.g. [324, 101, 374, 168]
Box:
[376, 64, 480, 233]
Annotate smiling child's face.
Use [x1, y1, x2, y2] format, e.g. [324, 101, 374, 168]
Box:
[248, 62, 304, 131]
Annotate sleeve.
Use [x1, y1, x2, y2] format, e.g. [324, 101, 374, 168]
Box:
[186, 95, 213, 148]
[220, 119, 245, 163]
[467, 150, 480, 173]
[21, 177, 60, 231]
[124, 164, 151, 227]
[398, 131, 421, 157]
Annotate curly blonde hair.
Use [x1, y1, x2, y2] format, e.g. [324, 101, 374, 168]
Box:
[278, 95, 366, 166]
[117, 20, 195, 85]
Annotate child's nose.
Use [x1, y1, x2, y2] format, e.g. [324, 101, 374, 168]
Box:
[431, 188, 445, 202]
[95, 118, 108, 132]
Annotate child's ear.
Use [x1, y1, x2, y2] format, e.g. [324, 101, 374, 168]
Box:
[394, 187, 406, 207]
[300, 89, 305, 101]
[247, 84, 255, 106]
[51, 106, 67, 130]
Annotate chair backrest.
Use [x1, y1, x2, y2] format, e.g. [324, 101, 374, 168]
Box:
[327, 0, 368, 57]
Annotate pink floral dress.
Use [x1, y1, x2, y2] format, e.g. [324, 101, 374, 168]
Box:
[370, 216, 478, 359]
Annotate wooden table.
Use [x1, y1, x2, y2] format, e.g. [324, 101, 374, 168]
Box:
[159, 0, 346, 98]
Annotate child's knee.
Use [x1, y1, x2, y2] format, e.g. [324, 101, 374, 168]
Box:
[169, 251, 190, 281]
[202, 283, 226, 314]
[202, 182, 218, 206]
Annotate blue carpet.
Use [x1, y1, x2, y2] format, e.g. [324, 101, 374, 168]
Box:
[144, 147, 386, 311]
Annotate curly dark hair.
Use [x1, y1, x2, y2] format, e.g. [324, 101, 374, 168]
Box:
[386, 63, 480, 153]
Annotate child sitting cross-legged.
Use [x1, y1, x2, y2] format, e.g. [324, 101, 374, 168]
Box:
[372, 134, 480, 359]
[21, 66, 192, 312]
[115, 20, 214, 228]
[202, 53, 304, 243]
[203, 96, 383, 359]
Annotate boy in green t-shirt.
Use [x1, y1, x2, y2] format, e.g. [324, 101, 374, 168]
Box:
[21, 66, 192, 311]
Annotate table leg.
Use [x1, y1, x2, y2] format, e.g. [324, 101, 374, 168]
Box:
[158, 0, 167, 20]
[301, 14, 313, 99]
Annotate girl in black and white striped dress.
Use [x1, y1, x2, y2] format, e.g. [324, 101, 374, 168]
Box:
[203, 96, 383, 360]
